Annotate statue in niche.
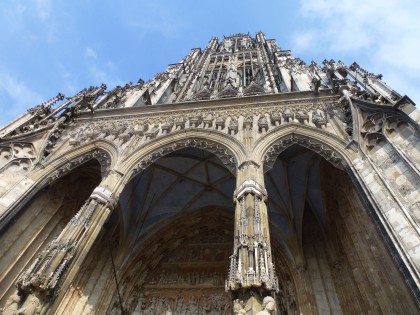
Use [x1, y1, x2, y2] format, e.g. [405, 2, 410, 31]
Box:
[226, 58, 237, 87]
[241, 39, 250, 49]
[157, 297, 173, 315]
[233, 300, 246, 315]
[175, 296, 187, 314]
[223, 40, 232, 52]
[186, 296, 198, 314]
[256, 296, 275, 315]
[1, 291, 21, 315]
[15, 293, 41, 315]
[145, 296, 158, 314]
[199, 301, 212, 314]
[134, 293, 146, 311]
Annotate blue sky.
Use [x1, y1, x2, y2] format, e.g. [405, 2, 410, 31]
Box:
[1, 0, 419, 128]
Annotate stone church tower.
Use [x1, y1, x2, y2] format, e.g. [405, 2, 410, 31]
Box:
[0, 32, 419, 314]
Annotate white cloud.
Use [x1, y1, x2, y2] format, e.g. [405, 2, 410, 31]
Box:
[0, 0, 58, 43]
[0, 73, 44, 127]
[0, 74, 43, 107]
[295, 0, 420, 104]
[34, 0, 52, 22]
[85, 47, 98, 60]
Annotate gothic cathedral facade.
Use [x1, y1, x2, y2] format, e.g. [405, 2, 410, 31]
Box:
[0, 32, 419, 314]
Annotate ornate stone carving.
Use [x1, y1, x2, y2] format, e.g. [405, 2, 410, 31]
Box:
[145, 124, 159, 140]
[312, 110, 327, 128]
[233, 300, 246, 314]
[161, 118, 174, 134]
[243, 116, 253, 130]
[203, 113, 213, 128]
[215, 115, 226, 130]
[131, 139, 237, 177]
[269, 111, 282, 126]
[188, 113, 202, 128]
[191, 86, 212, 101]
[16, 186, 115, 300]
[0, 292, 42, 315]
[258, 115, 268, 132]
[295, 109, 309, 123]
[58, 97, 340, 160]
[27, 93, 65, 116]
[0, 291, 20, 315]
[0, 143, 36, 173]
[129, 294, 231, 315]
[227, 170, 279, 296]
[228, 117, 238, 135]
[48, 149, 111, 183]
[243, 81, 265, 96]
[263, 134, 343, 171]
[217, 84, 239, 99]
[256, 296, 275, 315]
[282, 108, 294, 122]
[96, 84, 130, 110]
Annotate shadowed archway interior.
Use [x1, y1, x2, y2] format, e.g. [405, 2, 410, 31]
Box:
[0, 159, 102, 306]
[95, 148, 236, 314]
[265, 144, 417, 314]
[116, 147, 236, 263]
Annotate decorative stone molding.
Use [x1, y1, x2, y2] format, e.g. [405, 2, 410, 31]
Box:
[47, 97, 345, 169]
[234, 179, 267, 200]
[47, 149, 111, 183]
[15, 184, 116, 304]
[131, 139, 237, 177]
[0, 142, 36, 173]
[91, 186, 115, 206]
[71, 97, 337, 132]
[27, 93, 65, 116]
[263, 134, 343, 171]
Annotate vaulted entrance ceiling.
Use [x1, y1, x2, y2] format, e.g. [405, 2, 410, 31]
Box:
[265, 144, 333, 265]
[115, 147, 236, 265]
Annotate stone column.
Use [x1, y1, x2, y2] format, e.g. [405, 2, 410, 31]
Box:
[3, 177, 118, 314]
[226, 162, 279, 314]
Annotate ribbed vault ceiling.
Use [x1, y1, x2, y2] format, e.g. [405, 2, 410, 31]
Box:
[115, 145, 343, 267]
[117, 148, 236, 262]
[265, 144, 339, 264]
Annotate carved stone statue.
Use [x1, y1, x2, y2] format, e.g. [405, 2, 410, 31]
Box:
[255, 296, 275, 315]
[17, 293, 41, 315]
[1, 291, 21, 315]
[186, 296, 198, 314]
[233, 299, 246, 315]
[175, 296, 187, 314]
[223, 39, 232, 52]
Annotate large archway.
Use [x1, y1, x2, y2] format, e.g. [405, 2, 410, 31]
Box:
[265, 144, 418, 314]
[0, 159, 102, 307]
[58, 147, 237, 314]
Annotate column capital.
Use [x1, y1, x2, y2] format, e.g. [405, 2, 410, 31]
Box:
[91, 186, 116, 207]
[234, 178, 267, 201]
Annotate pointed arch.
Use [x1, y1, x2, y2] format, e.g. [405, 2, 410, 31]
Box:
[30, 139, 118, 185]
[0, 140, 117, 230]
[117, 129, 246, 183]
[251, 124, 354, 172]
